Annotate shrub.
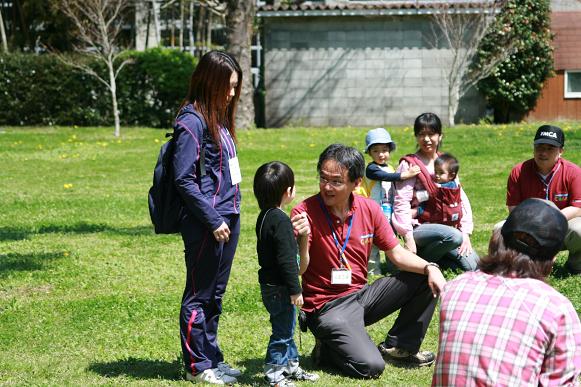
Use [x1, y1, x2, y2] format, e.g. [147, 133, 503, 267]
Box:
[475, 0, 553, 123]
[0, 48, 198, 128]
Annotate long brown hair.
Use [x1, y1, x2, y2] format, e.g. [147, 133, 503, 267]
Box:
[182, 50, 242, 144]
[478, 229, 553, 281]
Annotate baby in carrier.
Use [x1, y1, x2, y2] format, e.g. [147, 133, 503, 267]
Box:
[410, 153, 462, 228]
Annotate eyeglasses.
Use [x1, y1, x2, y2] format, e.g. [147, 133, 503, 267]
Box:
[318, 176, 346, 188]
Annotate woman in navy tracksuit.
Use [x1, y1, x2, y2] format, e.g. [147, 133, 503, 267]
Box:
[172, 51, 243, 384]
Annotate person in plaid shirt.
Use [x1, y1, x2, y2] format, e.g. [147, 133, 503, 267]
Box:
[433, 198, 581, 386]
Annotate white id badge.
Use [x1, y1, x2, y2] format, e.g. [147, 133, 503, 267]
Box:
[228, 157, 242, 185]
[331, 268, 352, 285]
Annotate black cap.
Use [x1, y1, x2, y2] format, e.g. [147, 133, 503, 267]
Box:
[501, 198, 568, 261]
[534, 125, 565, 148]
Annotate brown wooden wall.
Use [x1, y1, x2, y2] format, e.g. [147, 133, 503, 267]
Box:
[527, 71, 581, 121]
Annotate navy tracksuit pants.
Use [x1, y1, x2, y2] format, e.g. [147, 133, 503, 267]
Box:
[179, 214, 240, 375]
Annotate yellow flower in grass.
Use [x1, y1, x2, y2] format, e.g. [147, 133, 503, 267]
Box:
[63, 183, 73, 189]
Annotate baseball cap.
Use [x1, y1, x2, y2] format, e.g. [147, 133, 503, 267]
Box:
[501, 198, 568, 261]
[534, 125, 565, 148]
[365, 128, 396, 153]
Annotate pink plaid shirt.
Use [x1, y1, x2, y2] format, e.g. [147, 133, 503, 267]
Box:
[433, 271, 581, 387]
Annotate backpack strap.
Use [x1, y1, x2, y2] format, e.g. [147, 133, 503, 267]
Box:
[175, 108, 207, 177]
[400, 154, 438, 196]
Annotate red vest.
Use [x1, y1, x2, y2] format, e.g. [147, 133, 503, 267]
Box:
[401, 154, 462, 228]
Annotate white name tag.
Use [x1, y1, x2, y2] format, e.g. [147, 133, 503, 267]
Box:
[229, 157, 242, 185]
[331, 268, 352, 285]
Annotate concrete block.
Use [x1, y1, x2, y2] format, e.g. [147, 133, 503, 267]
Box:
[403, 87, 422, 98]
[403, 58, 422, 69]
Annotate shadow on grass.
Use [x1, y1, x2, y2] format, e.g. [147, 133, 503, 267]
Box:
[237, 357, 264, 385]
[0, 222, 153, 241]
[88, 357, 183, 381]
[238, 354, 340, 384]
[0, 252, 64, 277]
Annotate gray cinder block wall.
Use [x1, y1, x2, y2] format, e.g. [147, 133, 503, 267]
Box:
[262, 16, 485, 127]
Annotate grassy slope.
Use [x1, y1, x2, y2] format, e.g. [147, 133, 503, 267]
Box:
[0, 123, 579, 386]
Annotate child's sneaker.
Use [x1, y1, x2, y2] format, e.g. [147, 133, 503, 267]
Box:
[267, 377, 296, 387]
[217, 362, 242, 377]
[186, 368, 237, 384]
[287, 367, 319, 382]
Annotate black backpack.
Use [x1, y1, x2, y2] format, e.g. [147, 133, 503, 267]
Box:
[148, 130, 183, 234]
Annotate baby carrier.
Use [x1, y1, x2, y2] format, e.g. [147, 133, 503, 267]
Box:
[400, 154, 462, 228]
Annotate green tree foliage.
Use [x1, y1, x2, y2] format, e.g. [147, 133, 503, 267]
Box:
[0, 48, 197, 127]
[475, 0, 553, 123]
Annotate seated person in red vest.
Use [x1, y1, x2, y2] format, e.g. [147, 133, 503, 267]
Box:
[393, 113, 478, 272]
[433, 199, 581, 386]
[291, 143, 446, 379]
[505, 125, 581, 274]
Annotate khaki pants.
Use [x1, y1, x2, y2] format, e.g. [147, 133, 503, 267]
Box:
[565, 217, 581, 272]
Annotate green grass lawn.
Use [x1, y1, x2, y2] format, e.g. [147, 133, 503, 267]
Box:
[0, 123, 580, 386]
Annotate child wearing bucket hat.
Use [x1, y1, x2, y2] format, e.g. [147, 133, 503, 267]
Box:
[359, 128, 420, 275]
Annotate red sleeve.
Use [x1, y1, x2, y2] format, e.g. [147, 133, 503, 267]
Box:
[567, 162, 581, 208]
[506, 163, 523, 207]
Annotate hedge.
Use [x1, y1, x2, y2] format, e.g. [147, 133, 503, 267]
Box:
[0, 48, 198, 128]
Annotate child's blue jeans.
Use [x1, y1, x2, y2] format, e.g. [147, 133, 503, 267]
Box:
[260, 284, 299, 383]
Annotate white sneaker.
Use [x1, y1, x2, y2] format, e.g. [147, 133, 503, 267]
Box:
[186, 368, 237, 384]
[217, 362, 242, 377]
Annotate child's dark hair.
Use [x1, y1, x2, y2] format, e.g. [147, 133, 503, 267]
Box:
[253, 161, 295, 210]
[435, 153, 459, 178]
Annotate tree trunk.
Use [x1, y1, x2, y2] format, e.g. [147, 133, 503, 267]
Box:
[0, 5, 8, 53]
[152, 0, 161, 47]
[196, 5, 205, 56]
[108, 60, 120, 137]
[448, 85, 458, 127]
[226, 0, 255, 129]
[179, 0, 184, 50]
[189, 1, 195, 55]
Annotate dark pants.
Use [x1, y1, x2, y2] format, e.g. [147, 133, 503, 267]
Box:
[179, 214, 240, 375]
[306, 271, 436, 379]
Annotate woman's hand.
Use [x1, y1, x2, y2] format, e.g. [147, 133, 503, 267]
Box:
[458, 233, 473, 256]
[404, 232, 417, 254]
[213, 222, 230, 243]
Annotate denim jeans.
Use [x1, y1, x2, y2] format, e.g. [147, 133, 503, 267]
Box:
[260, 284, 299, 383]
[414, 223, 478, 271]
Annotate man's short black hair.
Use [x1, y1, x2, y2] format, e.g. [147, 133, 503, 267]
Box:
[316, 144, 365, 183]
[253, 161, 294, 210]
[435, 153, 459, 178]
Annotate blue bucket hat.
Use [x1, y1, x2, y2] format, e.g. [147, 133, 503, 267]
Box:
[365, 128, 396, 153]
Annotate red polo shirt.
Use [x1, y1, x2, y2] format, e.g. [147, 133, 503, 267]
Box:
[291, 193, 399, 312]
[506, 158, 581, 210]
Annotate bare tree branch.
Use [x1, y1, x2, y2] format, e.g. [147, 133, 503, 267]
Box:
[429, 0, 515, 125]
[53, 0, 130, 137]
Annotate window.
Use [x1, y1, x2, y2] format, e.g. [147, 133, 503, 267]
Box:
[564, 70, 581, 98]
